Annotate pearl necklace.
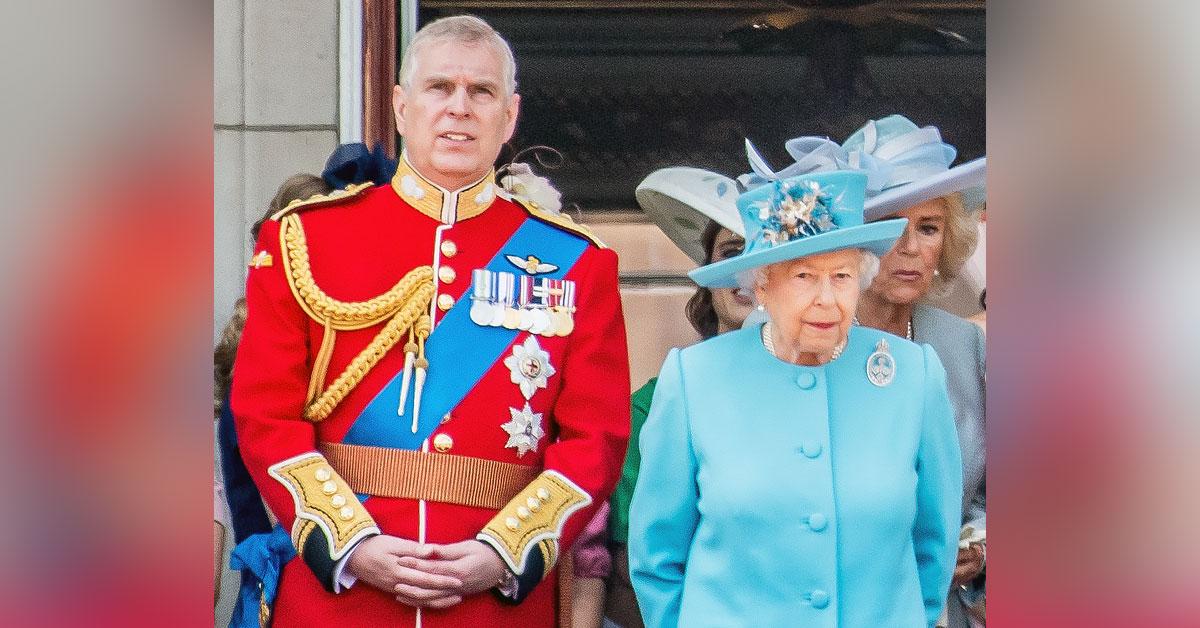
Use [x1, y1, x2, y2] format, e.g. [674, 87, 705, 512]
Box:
[761, 322, 846, 363]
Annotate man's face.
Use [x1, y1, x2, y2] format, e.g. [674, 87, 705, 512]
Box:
[393, 39, 520, 191]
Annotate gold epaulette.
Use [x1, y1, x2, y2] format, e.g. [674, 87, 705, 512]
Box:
[270, 181, 375, 221]
[513, 199, 607, 249]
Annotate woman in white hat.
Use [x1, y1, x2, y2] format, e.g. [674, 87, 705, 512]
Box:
[629, 170, 961, 627]
[843, 115, 987, 628]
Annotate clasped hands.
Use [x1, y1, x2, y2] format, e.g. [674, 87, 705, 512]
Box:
[346, 534, 509, 609]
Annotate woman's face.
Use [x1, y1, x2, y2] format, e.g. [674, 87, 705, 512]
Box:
[708, 228, 754, 332]
[869, 198, 947, 305]
[755, 248, 863, 356]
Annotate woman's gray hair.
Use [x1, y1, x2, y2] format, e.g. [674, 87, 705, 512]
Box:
[735, 248, 880, 299]
[398, 15, 517, 97]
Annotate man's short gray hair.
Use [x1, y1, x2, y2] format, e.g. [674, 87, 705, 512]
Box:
[398, 15, 517, 97]
[735, 249, 880, 298]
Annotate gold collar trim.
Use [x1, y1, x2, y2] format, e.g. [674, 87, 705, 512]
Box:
[391, 153, 497, 224]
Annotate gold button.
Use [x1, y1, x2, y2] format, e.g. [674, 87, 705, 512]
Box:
[322, 481, 337, 495]
[438, 266, 457, 284]
[437, 293, 455, 311]
[433, 433, 454, 452]
[527, 496, 541, 511]
[440, 240, 458, 258]
[339, 506, 354, 521]
[536, 487, 551, 500]
[314, 467, 331, 482]
[516, 506, 531, 520]
[505, 517, 520, 531]
[330, 494, 347, 508]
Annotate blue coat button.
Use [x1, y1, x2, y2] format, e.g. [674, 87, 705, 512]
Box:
[800, 442, 822, 458]
[810, 590, 829, 609]
[808, 513, 828, 531]
[796, 372, 816, 389]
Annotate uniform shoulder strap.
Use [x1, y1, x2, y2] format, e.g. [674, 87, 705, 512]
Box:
[269, 181, 374, 221]
[511, 198, 607, 249]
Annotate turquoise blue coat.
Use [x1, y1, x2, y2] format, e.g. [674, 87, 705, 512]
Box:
[629, 324, 961, 628]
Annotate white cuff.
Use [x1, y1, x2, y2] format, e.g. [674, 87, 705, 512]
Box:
[332, 543, 360, 593]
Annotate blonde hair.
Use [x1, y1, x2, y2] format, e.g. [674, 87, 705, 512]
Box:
[933, 192, 981, 293]
[398, 15, 517, 97]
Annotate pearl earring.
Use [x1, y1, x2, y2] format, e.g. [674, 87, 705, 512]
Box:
[933, 269, 940, 277]
[756, 304, 765, 311]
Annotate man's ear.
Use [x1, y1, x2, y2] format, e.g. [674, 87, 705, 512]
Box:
[392, 84, 407, 135]
[502, 93, 521, 142]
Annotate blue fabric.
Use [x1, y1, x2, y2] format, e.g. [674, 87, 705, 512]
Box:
[218, 394, 272, 544]
[629, 325, 962, 628]
[322, 142, 397, 188]
[228, 526, 296, 628]
[343, 217, 589, 449]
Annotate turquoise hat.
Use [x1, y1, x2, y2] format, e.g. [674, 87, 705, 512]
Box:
[689, 170, 906, 288]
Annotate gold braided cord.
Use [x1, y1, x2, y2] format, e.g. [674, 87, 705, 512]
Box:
[280, 214, 434, 330]
[306, 318, 336, 405]
[304, 280, 435, 422]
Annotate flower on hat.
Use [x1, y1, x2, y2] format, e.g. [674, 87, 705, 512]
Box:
[500, 162, 562, 214]
[755, 179, 836, 247]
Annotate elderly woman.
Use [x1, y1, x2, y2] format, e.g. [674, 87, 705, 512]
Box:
[842, 115, 987, 628]
[629, 170, 961, 627]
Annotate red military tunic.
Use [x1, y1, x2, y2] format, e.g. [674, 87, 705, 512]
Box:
[231, 156, 631, 627]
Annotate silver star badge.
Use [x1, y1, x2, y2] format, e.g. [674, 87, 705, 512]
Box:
[503, 335, 556, 400]
[501, 403, 545, 457]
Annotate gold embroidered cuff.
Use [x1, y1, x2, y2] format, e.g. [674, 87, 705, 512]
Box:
[268, 452, 379, 562]
[476, 470, 591, 577]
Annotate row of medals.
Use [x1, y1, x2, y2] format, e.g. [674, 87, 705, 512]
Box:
[469, 270, 576, 337]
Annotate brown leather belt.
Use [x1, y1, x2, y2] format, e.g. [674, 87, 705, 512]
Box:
[317, 441, 541, 509]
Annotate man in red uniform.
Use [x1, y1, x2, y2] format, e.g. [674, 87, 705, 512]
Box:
[231, 15, 630, 627]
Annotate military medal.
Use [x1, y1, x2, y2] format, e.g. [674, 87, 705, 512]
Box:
[489, 272, 511, 327]
[497, 272, 521, 329]
[503, 335, 556, 400]
[501, 403, 545, 457]
[517, 276, 535, 330]
[532, 278, 556, 336]
[470, 269, 494, 326]
[528, 280, 551, 335]
[866, 338, 896, 387]
[555, 280, 576, 336]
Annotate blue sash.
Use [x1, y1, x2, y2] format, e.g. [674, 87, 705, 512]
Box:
[342, 218, 588, 450]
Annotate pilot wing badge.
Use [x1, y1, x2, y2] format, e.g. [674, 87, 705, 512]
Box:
[506, 254, 558, 275]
